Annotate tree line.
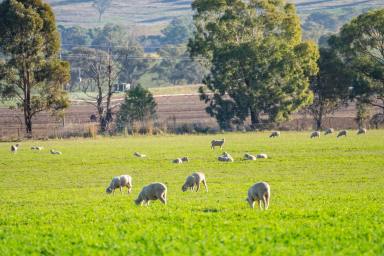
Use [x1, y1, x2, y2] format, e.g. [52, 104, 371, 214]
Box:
[0, 0, 383, 135]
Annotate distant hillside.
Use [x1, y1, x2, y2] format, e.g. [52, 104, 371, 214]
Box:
[47, 0, 384, 34]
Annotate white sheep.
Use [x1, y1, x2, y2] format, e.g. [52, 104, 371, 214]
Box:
[324, 128, 334, 135]
[256, 153, 268, 159]
[244, 153, 256, 160]
[182, 172, 208, 192]
[246, 181, 270, 210]
[50, 149, 62, 155]
[269, 131, 280, 138]
[357, 128, 367, 135]
[10, 144, 19, 153]
[134, 152, 146, 158]
[135, 182, 167, 206]
[172, 158, 183, 164]
[337, 130, 347, 138]
[310, 131, 321, 138]
[218, 152, 234, 162]
[106, 175, 132, 195]
[211, 139, 225, 149]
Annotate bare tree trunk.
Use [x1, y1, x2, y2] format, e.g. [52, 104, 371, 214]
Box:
[250, 108, 261, 128]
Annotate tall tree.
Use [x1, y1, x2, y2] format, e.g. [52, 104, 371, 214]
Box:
[0, 0, 70, 135]
[189, 0, 319, 129]
[93, 0, 112, 22]
[307, 47, 350, 130]
[329, 8, 384, 113]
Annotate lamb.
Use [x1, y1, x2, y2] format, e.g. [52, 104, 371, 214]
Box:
[135, 182, 167, 206]
[357, 128, 367, 135]
[246, 181, 270, 210]
[337, 130, 347, 138]
[256, 153, 268, 159]
[269, 131, 280, 138]
[211, 139, 225, 149]
[172, 158, 183, 164]
[182, 172, 208, 192]
[50, 149, 62, 155]
[244, 153, 256, 160]
[310, 131, 321, 138]
[10, 144, 19, 153]
[31, 146, 43, 150]
[324, 128, 334, 135]
[218, 152, 234, 162]
[106, 175, 132, 195]
[134, 152, 146, 158]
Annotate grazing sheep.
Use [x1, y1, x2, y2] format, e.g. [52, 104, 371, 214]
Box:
[337, 130, 347, 138]
[172, 158, 183, 164]
[310, 131, 321, 138]
[211, 139, 225, 149]
[10, 144, 19, 153]
[182, 172, 208, 192]
[50, 149, 62, 155]
[106, 175, 132, 195]
[31, 146, 43, 150]
[135, 183, 167, 206]
[256, 153, 268, 159]
[324, 128, 334, 135]
[218, 152, 234, 162]
[269, 131, 280, 138]
[181, 157, 189, 162]
[357, 128, 367, 135]
[134, 152, 146, 158]
[246, 182, 270, 210]
[244, 153, 257, 160]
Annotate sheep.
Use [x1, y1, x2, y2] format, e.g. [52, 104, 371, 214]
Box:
[211, 139, 225, 149]
[244, 153, 257, 160]
[357, 128, 367, 135]
[218, 152, 234, 162]
[337, 130, 347, 138]
[106, 175, 132, 195]
[256, 153, 268, 159]
[10, 144, 19, 153]
[31, 146, 43, 150]
[269, 131, 280, 138]
[246, 181, 270, 210]
[134, 152, 146, 158]
[50, 149, 62, 155]
[324, 128, 334, 135]
[172, 158, 183, 164]
[135, 182, 167, 206]
[310, 131, 321, 138]
[182, 172, 208, 192]
[181, 157, 189, 162]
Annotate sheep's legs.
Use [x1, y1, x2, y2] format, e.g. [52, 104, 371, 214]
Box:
[202, 180, 208, 192]
[119, 187, 122, 194]
[258, 200, 262, 210]
[159, 194, 167, 205]
[196, 183, 200, 192]
[264, 194, 269, 210]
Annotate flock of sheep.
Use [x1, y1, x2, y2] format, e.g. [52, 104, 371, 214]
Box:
[8, 128, 367, 209]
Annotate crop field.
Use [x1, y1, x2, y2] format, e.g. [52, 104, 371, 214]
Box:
[0, 131, 383, 255]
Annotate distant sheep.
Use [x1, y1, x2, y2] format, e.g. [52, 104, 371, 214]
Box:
[106, 175, 132, 195]
[218, 152, 233, 162]
[324, 128, 334, 135]
[244, 153, 256, 160]
[135, 182, 167, 206]
[50, 149, 62, 155]
[310, 131, 321, 138]
[182, 172, 208, 192]
[246, 181, 270, 210]
[256, 153, 268, 159]
[31, 146, 43, 150]
[10, 144, 19, 153]
[269, 131, 280, 138]
[357, 128, 367, 135]
[181, 157, 189, 162]
[172, 158, 183, 164]
[134, 152, 146, 158]
[211, 139, 225, 149]
[337, 130, 347, 138]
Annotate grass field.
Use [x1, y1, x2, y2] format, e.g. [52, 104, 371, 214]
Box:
[0, 131, 383, 255]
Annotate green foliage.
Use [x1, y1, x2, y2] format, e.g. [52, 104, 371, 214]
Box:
[116, 84, 157, 131]
[0, 0, 70, 135]
[189, 0, 319, 129]
[93, 0, 112, 22]
[58, 25, 92, 51]
[329, 8, 384, 111]
[0, 132, 383, 254]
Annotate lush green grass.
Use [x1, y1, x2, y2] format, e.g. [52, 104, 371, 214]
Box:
[0, 131, 383, 255]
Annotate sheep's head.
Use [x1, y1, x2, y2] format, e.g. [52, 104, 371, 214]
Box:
[181, 184, 188, 192]
[134, 197, 142, 205]
[106, 187, 113, 194]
